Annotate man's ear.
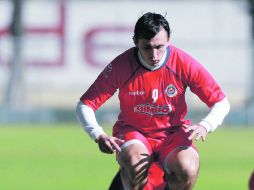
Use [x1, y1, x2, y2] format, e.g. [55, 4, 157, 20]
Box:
[167, 37, 170, 45]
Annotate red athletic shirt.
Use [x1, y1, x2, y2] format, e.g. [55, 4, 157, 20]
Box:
[80, 45, 225, 138]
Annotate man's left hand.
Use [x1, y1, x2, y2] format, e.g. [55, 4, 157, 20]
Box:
[183, 124, 208, 142]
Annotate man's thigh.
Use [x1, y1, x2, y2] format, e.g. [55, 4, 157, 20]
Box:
[158, 126, 199, 173]
[114, 126, 153, 155]
[115, 127, 152, 187]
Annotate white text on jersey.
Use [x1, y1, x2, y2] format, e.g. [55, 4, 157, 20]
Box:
[128, 91, 145, 96]
[134, 104, 172, 116]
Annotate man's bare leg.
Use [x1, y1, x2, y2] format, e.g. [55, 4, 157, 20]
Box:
[117, 143, 151, 190]
[164, 147, 200, 190]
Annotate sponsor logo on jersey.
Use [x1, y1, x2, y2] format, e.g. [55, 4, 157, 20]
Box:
[129, 91, 145, 96]
[165, 84, 177, 97]
[134, 104, 172, 116]
[102, 63, 112, 78]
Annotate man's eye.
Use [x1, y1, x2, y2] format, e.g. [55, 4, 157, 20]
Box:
[156, 46, 163, 49]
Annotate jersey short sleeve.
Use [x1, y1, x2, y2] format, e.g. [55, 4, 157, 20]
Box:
[80, 48, 137, 111]
[173, 47, 225, 108]
[80, 62, 118, 111]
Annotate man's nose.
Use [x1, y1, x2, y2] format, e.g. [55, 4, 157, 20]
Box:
[151, 49, 158, 59]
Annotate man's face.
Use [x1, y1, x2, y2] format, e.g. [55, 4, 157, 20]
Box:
[135, 28, 169, 66]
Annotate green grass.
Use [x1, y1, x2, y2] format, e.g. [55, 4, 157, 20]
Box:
[0, 123, 253, 190]
[195, 127, 254, 190]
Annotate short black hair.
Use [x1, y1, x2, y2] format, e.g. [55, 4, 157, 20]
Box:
[133, 12, 171, 43]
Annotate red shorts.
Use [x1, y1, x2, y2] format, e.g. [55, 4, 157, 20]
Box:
[113, 125, 199, 172]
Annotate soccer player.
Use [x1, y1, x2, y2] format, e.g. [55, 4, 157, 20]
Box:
[76, 12, 230, 190]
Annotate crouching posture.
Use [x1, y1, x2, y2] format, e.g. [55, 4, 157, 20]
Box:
[76, 12, 230, 190]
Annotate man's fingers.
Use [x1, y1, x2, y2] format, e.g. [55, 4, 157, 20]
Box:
[109, 137, 124, 152]
[183, 124, 195, 132]
[188, 130, 197, 140]
[183, 124, 190, 132]
[97, 135, 125, 154]
[201, 135, 206, 142]
[184, 124, 200, 140]
[195, 132, 206, 142]
[114, 138, 125, 152]
[114, 137, 125, 145]
[184, 124, 207, 142]
[109, 140, 121, 152]
[98, 135, 125, 153]
[99, 141, 114, 154]
[195, 133, 202, 141]
[183, 124, 189, 129]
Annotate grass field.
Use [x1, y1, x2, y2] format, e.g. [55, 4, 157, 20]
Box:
[0, 123, 253, 190]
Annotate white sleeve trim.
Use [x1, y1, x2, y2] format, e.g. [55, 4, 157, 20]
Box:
[76, 101, 105, 140]
[199, 97, 230, 133]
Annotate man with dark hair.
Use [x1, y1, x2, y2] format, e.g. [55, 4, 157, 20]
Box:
[76, 12, 230, 190]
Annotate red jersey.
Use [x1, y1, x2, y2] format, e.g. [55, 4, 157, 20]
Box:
[80, 45, 225, 138]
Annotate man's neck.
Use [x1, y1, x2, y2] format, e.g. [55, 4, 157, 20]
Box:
[138, 49, 167, 71]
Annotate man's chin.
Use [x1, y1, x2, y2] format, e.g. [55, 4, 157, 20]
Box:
[148, 61, 159, 66]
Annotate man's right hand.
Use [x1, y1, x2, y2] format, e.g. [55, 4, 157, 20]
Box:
[96, 134, 125, 154]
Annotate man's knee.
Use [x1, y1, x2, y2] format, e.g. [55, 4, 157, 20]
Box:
[118, 143, 151, 167]
[164, 147, 199, 190]
[118, 144, 151, 187]
[177, 153, 199, 180]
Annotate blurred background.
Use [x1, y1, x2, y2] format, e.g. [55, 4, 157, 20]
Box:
[0, 1, 253, 190]
[0, 0, 253, 125]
